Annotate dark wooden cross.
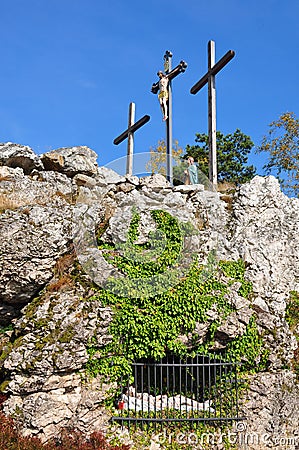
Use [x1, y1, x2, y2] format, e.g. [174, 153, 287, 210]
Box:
[151, 51, 187, 183]
[113, 102, 150, 176]
[190, 40, 235, 187]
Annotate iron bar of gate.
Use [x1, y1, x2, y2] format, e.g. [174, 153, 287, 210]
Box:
[235, 359, 239, 419]
[166, 359, 169, 420]
[113, 417, 242, 422]
[130, 361, 236, 366]
[208, 356, 212, 419]
[179, 356, 182, 415]
[113, 354, 245, 429]
[224, 360, 228, 422]
[219, 354, 222, 420]
[154, 362, 157, 430]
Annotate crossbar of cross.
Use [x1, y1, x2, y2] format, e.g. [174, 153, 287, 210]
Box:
[113, 102, 150, 176]
[151, 60, 188, 94]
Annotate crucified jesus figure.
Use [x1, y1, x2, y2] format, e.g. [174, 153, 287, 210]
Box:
[157, 71, 169, 121]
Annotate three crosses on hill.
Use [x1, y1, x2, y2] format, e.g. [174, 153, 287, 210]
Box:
[114, 41, 235, 185]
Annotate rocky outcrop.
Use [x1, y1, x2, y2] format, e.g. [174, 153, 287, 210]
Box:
[0, 144, 101, 322]
[0, 168, 74, 316]
[4, 373, 114, 441]
[0, 143, 44, 174]
[228, 176, 299, 369]
[2, 282, 113, 441]
[239, 371, 299, 449]
[230, 176, 299, 305]
[41, 146, 98, 177]
[0, 143, 298, 445]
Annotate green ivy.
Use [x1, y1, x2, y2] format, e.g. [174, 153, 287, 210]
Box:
[226, 315, 269, 371]
[127, 206, 140, 244]
[0, 325, 13, 334]
[218, 259, 253, 298]
[285, 291, 299, 377]
[100, 209, 184, 280]
[85, 209, 264, 381]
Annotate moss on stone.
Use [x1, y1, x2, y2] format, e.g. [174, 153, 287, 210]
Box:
[0, 379, 10, 392]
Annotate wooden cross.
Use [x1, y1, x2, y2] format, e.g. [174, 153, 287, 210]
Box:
[151, 51, 187, 183]
[190, 40, 235, 187]
[113, 102, 150, 176]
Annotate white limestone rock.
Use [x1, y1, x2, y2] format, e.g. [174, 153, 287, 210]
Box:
[41, 146, 98, 177]
[0, 142, 44, 174]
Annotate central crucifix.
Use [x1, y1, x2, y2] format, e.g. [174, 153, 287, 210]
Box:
[152, 51, 187, 183]
[190, 40, 235, 187]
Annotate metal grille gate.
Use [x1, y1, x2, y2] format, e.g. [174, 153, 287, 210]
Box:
[112, 353, 244, 430]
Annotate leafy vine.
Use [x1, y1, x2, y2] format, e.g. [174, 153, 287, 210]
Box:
[86, 209, 265, 381]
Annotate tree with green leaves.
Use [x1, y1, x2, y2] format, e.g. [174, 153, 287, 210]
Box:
[257, 112, 299, 196]
[184, 129, 256, 185]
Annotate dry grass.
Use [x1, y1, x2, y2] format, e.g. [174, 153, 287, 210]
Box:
[95, 205, 115, 241]
[220, 194, 234, 211]
[0, 189, 73, 212]
[55, 190, 75, 204]
[46, 249, 78, 292]
[0, 193, 31, 210]
[217, 181, 236, 193]
[54, 248, 77, 278]
[217, 182, 236, 212]
[47, 274, 75, 292]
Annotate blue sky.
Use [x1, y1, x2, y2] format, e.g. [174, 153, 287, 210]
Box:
[0, 0, 298, 176]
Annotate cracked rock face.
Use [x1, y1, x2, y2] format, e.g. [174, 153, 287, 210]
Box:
[238, 371, 299, 450]
[0, 208, 72, 325]
[0, 203, 73, 308]
[4, 285, 113, 379]
[3, 374, 114, 442]
[229, 176, 299, 304]
[2, 284, 114, 441]
[0, 144, 299, 445]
